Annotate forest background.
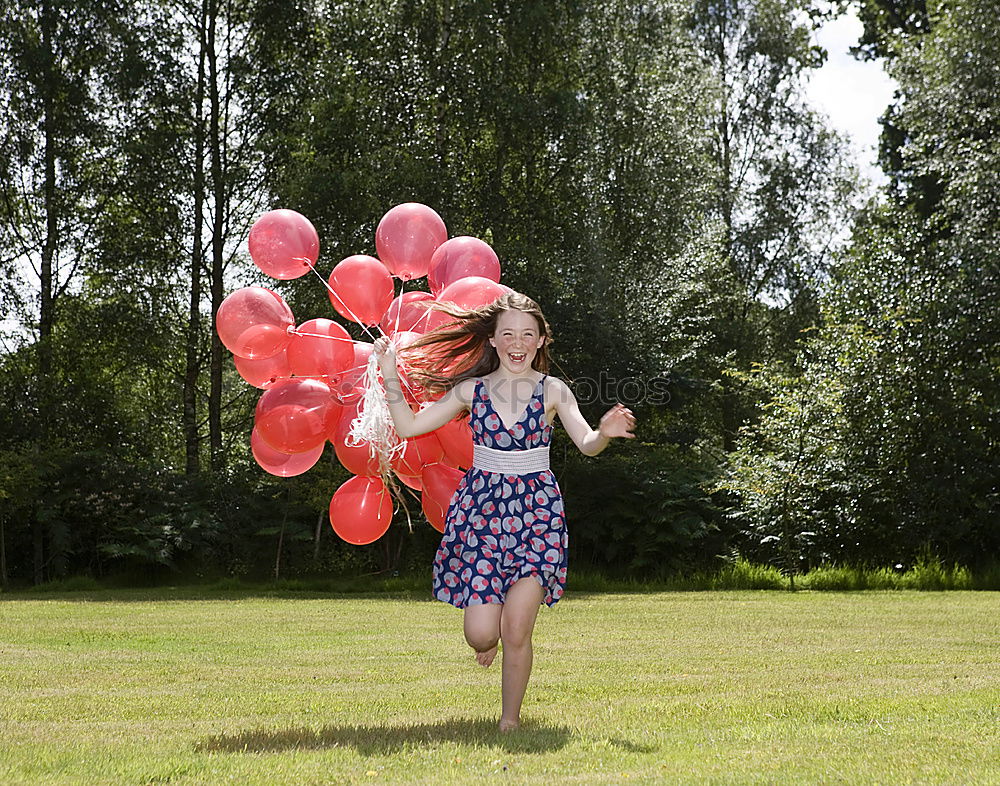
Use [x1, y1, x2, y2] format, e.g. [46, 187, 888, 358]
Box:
[0, 0, 996, 588]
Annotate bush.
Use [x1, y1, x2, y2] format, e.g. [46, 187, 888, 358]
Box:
[799, 558, 975, 591]
[710, 559, 788, 590]
[25, 576, 103, 593]
[560, 438, 726, 576]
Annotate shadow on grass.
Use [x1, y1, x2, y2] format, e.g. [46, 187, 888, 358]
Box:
[195, 717, 653, 755]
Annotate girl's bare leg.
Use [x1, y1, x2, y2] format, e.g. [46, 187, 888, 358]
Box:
[464, 602, 502, 667]
[498, 576, 545, 731]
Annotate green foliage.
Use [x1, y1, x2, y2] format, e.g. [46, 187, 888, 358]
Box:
[709, 557, 789, 589]
[18, 575, 102, 593]
[854, 0, 930, 60]
[722, 277, 999, 569]
[799, 558, 974, 591]
[2, 0, 992, 586]
[560, 439, 725, 574]
[260, 0, 720, 396]
[686, 0, 860, 455]
[721, 0, 1000, 571]
[718, 336, 850, 569]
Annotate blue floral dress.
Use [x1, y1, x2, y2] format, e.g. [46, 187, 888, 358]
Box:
[431, 375, 568, 608]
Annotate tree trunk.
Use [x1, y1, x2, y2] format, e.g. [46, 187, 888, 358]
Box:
[711, 5, 745, 456]
[274, 500, 288, 581]
[1, 516, 8, 589]
[206, 0, 225, 473]
[184, 0, 208, 476]
[35, 0, 58, 585]
[313, 507, 324, 563]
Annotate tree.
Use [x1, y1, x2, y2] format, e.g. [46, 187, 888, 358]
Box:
[258, 0, 733, 573]
[0, 0, 142, 581]
[723, 0, 1000, 569]
[688, 0, 859, 450]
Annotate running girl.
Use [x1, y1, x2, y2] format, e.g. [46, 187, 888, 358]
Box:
[373, 292, 635, 732]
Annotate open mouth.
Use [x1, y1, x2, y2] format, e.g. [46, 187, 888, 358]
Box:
[508, 352, 526, 363]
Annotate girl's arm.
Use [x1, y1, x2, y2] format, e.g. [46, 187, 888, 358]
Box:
[374, 337, 472, 438]
[546, 377, 636, 457]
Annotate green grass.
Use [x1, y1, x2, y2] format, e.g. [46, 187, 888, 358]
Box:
[569, 557, 993, 592]
[1, 588, 997, 784]
[15, 556, 998, 597]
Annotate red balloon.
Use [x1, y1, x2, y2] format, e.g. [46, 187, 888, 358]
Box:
[395, 471, 423, 491]
[251, 428, 324, 477]
[216, 287, 295, 359]
[234, 349, 291, 389]
[421, 491, 446, 533]
[255, 376, 296, 419]
[331, 342, 373, 404]
[324, 400, 345, 442]
[255, 378, 333, 453]
[393, 431, 445, 477]
[435, 417, 474, 469]
[380, 291, 435, 334]
[427, 237, 501, 298]
[375, 203, 448, 281]
[332, 402, 380, 476]
[421, 462, 465, 532]
[286, 318, 354, 384]
[437, 276, 512, 311]
[248, 209, 319, 280]
[330, 475, 393, 545]
[328, 255, 394, 326]
[423, 277, 512, 332]
[422, 462, 464, 504]
[392, 330, 422, 349]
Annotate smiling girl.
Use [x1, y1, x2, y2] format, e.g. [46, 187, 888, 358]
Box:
[373, 292, 635, 732]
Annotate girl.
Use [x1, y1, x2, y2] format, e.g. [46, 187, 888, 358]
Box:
[373, 292, 635, 732]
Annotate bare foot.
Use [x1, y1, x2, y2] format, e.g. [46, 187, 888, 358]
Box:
[475, 644, 498, 667]
[498, 717, 520, 733]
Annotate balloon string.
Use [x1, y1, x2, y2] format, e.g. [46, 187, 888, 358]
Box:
[304, 260, 384, 344]
[392, 478, 415, 535]
[391, 279, 403, 336]
[345, 354, 414, 535]
[286, 329, 360, 343]
[347, 354, 405, 465]
[298, 264, 426, 408]
[260, 359, 422, 404]
[385, 280, 429, 404]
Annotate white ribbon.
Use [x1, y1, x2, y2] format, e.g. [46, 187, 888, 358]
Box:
[347, 354, 406, 475]
[472, 444, 550, 475]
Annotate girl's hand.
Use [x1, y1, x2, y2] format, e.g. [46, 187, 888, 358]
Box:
[373, 336, 397, 370]
[598, 403, 636, 439]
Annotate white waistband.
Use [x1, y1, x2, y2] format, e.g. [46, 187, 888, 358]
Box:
[472, 444, 550, 475]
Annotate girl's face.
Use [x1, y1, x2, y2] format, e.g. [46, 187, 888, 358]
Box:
[489, 308, 545, 374]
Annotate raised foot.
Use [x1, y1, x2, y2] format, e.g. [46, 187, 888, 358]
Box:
[498, 718, 520, 733]
[475, 644, 498, 668]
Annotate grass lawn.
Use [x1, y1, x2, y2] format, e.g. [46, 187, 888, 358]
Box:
[1, 587, 997, 784]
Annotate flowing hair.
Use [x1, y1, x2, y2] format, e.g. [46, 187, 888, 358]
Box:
[401, 291, 553, 395]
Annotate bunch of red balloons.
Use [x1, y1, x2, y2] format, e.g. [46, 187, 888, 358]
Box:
[216, 203, 511, 546]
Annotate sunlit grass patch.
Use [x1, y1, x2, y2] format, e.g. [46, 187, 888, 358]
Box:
[1, 589, 997, 784]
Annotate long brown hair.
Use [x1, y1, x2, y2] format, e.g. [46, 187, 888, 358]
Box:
[401, 291, 553, 394]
